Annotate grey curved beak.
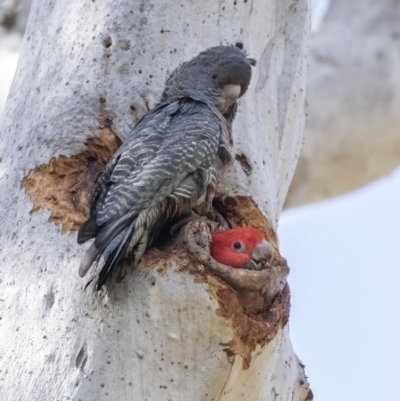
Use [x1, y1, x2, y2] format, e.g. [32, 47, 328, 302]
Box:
[218, 84, 242, 113]
[251, 239, 273, 267]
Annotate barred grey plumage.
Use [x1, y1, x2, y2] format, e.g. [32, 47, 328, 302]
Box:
[77, 45, 255, 289]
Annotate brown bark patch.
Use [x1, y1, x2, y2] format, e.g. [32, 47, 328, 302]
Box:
[214, 195, 277, 247]
[136, 202, 290, 370]
[144, 251, 290, 368]
[22, 128, 121, 233]
[180, 219, 290, 368]
[141, 247, 205, 277]
[208, 274, 290, 369]
[141, 248, 187, 276]
[141, 229, 290, 370]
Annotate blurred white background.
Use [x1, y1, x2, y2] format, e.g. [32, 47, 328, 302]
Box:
[0, 0, 399, 399]
[280, 170, 400, 401]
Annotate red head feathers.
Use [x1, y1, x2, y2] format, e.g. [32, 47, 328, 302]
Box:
[210, 227, 272, 270]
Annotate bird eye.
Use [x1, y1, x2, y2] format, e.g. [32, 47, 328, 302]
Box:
[211, 73, 218, 79]
[233, 242, 242, 250]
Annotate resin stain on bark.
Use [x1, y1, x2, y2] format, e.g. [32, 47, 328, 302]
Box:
[22, 128, 122, 233]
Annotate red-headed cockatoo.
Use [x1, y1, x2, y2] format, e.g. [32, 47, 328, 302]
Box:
[210, 227, 273, 270]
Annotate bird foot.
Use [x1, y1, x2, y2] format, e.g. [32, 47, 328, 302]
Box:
[206, 207, 230, 230]
[170, 214, 198, 237]
[170, 212, 219, 237]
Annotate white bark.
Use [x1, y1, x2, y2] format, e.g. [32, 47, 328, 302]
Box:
[286, 0, 400, 208]
[0, 1, 311, 400]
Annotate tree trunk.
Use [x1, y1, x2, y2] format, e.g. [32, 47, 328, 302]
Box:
[0, 1, 311, 400]
[286, 0, 400, 208]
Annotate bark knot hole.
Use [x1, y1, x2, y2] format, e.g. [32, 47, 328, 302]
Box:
[102, 37, 112, 48]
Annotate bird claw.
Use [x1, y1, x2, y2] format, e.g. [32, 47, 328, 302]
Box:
[170, 212, 220, 237]
[242, 260, 270, 271]
[170, 214, 199, 237]
[206, 208, 230, 230]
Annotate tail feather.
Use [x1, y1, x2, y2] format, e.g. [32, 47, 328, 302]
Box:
[96, 221, 135, 289]
[79, 205, 166, 289]
[94, 212, 134, 250]
[77, 216, 99, 244]
[79, 216, 134, 278]
[79, 243, 100, 277]
[79, 222, 134, 286]
[95, 246, 120, 290]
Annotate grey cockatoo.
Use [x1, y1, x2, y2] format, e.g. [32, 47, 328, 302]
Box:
[77, 45, 255, 289]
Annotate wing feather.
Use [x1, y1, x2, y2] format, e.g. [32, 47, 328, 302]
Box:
[78, 98, 223, 287]
[94, 99, 221, 226]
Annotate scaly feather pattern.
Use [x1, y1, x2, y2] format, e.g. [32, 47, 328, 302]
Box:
[78, 99, 225, 288]
[77, 45, 255, 289]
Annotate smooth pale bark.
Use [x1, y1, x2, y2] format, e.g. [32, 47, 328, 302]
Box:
[286, 0, 400, 208]
[0, 1, 311, 400]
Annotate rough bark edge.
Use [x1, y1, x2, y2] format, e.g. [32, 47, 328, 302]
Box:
[142, 247, 290, 370]
[214, 195, 278, 249]
[213, 279, 290, 369]
[140, 193, 291, 370]
[21, 126, 121, 233]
